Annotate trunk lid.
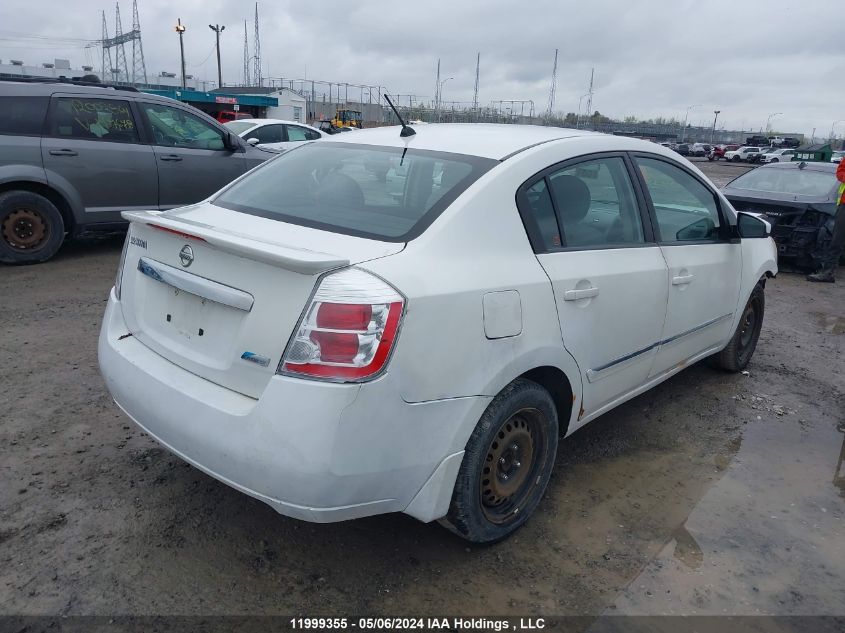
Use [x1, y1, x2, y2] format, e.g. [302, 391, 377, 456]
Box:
[117, 202, 404, 398]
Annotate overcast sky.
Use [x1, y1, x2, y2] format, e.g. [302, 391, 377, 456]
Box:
[2, 0, 843, 136]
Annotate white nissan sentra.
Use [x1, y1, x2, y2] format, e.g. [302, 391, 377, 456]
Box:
[99, 123, 777, 543]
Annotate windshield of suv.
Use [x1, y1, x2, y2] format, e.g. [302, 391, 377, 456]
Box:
[224, 121, 257, 135]
[213, 143, 496, 241]
[728, 167, 836, 197]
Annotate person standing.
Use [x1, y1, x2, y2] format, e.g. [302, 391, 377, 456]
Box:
[807, 156, 845, 282]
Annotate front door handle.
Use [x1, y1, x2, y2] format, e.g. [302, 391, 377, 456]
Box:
[48, 149, 78, 156]
[563, 286, 599, 301]
[159, 154, 183, 162]
[672, 274, 695, 285]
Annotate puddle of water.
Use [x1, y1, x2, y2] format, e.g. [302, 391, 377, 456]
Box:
[812, 311, 845, 335]
[607, 420, 845, 615]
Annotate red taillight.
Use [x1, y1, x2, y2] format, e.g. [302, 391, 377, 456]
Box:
[279, 269, 405, 382]
[316, 302, 373, 330]
[309, 331, 360, 363]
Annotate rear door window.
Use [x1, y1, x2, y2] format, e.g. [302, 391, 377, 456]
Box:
[0, 97, 49, 136]
[49, 97, 140, 143]
[248, 124, 283, 144]
[519, 156, 646, 250]
[212, 143, 495, 241]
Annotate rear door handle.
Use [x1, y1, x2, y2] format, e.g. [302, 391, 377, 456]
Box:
[48, 149, 78, 156]
[672, 274, 695, 285]
[563, 286, 599, 301]
[159, 154, 183, 162]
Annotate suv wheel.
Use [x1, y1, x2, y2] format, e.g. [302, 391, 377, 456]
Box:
[440, 378, 559, 543]
[714, 284, 764, 372]
[0, 191, 65, 264]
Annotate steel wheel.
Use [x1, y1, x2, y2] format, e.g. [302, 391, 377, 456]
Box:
[2, 207, 48, 251]
[736, 292, 762, 365]
[480, 407, 549, 525]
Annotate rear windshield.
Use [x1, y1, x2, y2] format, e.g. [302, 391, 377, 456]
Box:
[213, 143, 496, 241]
[728, 166, 836, 197]
[223, 121, 256, 135]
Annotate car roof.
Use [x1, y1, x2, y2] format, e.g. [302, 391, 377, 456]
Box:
[231, 118, 321, 130]
[321, 123, 603, 160]
[0, 79, 180, 106]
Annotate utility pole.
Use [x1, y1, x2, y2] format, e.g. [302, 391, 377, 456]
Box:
[434, 58, 441, 118]
[174, 18, 186, 89]
[208, 24, 225, 88]
[682, 104, 701, 143]
[711, 110, 720, 144]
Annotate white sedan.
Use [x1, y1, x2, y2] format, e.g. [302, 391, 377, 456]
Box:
[99, 124, 777, 543]
[223, 118, 323, 151]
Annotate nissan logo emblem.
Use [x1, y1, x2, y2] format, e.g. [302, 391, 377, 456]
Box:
[179, 244, 194, 267]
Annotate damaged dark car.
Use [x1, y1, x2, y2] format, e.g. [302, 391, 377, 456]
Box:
[722, 161, 841, 270]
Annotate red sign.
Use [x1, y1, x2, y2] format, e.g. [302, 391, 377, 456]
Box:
[214, 96, 237, 104]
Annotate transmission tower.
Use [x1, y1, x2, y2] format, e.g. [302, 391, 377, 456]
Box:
[100, 1, 146, 84]
[112, 3, 130, 82]
[101, 11, 113, 81]
[130, 0, 147, 83]
[242, 21, 251, 86]
[434, 58, 440, 111]
[585, 67, 595, 124]
[545, 48, 558, 120]
[252, 3, 261, 86]
[472, 52, 480, 113]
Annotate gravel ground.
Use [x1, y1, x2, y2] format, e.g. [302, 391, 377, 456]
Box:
[1, 160, 843, 619]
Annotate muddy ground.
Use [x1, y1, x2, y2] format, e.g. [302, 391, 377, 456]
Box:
[1, 160, 843, 619]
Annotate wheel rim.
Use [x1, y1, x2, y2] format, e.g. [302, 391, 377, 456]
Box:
[480, 407, 548, 525]
[738, 297, 760, 357]
[2, 207, 48, 251]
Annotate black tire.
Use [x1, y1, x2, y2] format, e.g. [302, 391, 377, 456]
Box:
[440, 378, 559, 544]
[732, 155, 741, 162]
[770, 158, 779, 163]
[0, 190, 65, 264]
[715, 284, 765, 372]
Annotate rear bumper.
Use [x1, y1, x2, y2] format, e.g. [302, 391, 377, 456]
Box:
[98, 291, 488, 523]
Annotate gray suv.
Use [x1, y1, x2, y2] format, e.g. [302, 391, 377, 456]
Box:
[0, 79, 273, 264]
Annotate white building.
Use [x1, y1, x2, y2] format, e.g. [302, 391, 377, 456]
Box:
[0, 57, 211, 91]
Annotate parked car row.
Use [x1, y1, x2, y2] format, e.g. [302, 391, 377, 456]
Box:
[712, 145, 796, 164]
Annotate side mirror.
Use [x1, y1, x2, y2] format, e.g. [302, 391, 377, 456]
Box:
[246, 137, 260, 146]
[737, 212, 771, 238]
[223, 131, 242, 151]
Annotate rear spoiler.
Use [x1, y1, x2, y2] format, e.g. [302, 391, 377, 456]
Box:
[122, 211, 350, 275]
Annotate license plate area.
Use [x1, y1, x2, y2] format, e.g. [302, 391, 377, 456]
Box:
[136, 275, 245, 371]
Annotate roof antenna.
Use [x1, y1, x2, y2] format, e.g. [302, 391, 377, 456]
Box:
[383, 93, 415, 137]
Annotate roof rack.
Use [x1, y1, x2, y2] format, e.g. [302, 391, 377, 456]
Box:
[0, 76, 139, 92]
